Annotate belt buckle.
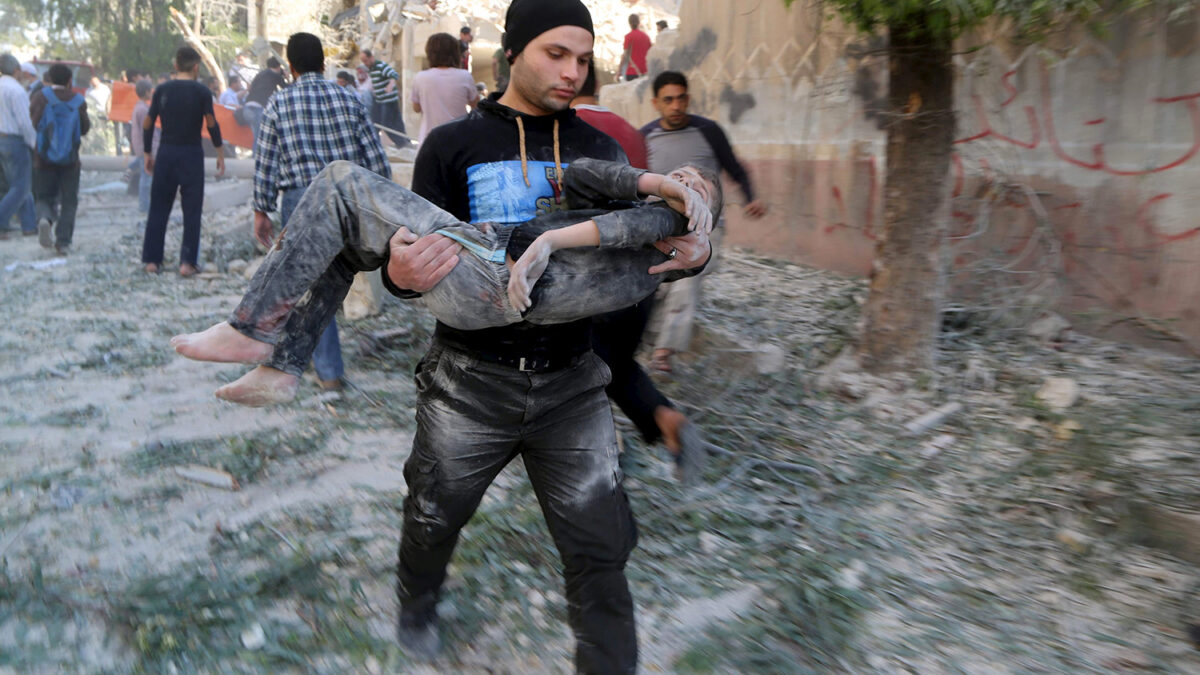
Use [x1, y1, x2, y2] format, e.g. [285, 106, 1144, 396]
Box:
[519, 357, 532, 372]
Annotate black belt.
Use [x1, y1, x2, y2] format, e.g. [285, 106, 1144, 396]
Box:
[440, 343, 588, 374]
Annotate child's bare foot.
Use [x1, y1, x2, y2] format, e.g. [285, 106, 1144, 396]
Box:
[170, 321, 273, 364]
[214, 366, 299, 407]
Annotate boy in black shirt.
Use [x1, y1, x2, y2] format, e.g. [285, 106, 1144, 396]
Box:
[141, 45, 226, 276]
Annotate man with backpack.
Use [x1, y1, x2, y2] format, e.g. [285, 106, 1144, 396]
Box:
[30, 63, 90, 254]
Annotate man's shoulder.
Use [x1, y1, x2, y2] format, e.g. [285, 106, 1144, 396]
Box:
[686, 114, 720, 130]
[639, 119, 663, 137]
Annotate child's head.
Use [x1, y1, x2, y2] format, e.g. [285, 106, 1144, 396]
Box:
[669, 165, 723, 221]
[135, 79, 153, 101]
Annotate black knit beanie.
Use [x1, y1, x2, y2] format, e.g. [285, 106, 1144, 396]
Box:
[503, 0, 594, 63]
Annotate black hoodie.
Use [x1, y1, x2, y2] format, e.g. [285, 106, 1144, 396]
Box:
[388, 98, 629, 362]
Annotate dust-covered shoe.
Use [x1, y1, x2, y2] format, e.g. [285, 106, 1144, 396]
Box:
[396, 605, 440, 661]
[37, 218, 53, 249]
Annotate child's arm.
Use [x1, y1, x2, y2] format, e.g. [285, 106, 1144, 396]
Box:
[563, 158, 711, 232]
[507, 220, 601, 312]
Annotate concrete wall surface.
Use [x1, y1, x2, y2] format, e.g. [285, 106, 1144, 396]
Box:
[600, 1, 1200, 351]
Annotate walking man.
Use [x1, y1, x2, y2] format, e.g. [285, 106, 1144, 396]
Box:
[641, 70, 766, 372]
[243, 57, 285, 141]
[0, 53, 36, 239]
[30, 63, 90, 255]
[359, 49, 406, 146]
[251, 32, 391, 393]
[140, 46, 226, 276]
[383, 1, 710, 670]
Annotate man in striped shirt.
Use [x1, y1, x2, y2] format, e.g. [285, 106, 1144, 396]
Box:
[251, 32, 391, 393]
[359, 48, 407, 147]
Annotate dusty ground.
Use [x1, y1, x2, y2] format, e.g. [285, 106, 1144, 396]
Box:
[1, 173, 1199, 673]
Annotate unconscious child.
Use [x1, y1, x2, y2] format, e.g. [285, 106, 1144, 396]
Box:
[170, 157, 722, 408]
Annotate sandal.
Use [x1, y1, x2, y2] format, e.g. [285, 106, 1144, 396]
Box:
[143, 263, 160, 274]
[179, 263, 200, 278]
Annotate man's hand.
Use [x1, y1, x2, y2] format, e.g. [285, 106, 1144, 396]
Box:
[253, 211, 274, 248]
[385, 79, 396, 94]
[386, 226, 461, 293]
[648, 231, 711, 275]
[744, 199, 767, 219]
[215, 154, 226, 179]
[144, 156, 154, 174]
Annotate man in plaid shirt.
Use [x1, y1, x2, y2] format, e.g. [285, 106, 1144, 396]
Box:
[252, 32, 391, 391]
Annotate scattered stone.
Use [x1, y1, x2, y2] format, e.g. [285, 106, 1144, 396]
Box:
[240, 622, 266, 650]
[920, 433, 955, 459]
[1053, 419, 1082, 441]
[699, 531, 723, 555]
[835, 559, 869, 590]
[1056, 528, 1091, 554]
[1036, 377, 1080, 411]
[1029, 312, 1071, 343]
[174, 465, 240, 491]
[227, 258, 248, 276]
[754, 343, 787, 375]
[903, 402, 964, 436]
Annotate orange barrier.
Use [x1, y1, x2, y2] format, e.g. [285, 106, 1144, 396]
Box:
[106, 81, 256, 150]
[208, 105, 255, 150]
[109, 81, 137, 122]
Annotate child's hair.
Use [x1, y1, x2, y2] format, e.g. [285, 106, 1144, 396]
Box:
[675, 165, 724, 221]
[135, 79, 154, 99]
[175, 46, 202, 73]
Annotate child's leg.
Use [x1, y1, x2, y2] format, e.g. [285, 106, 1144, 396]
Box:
[228, 161, 461, 349]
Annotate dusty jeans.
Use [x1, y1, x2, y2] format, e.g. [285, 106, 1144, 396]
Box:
[398, 343, 638, 674]
[230, 160, 686, 375]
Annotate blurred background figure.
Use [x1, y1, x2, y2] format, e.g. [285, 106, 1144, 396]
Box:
[410, 33, 479, 144]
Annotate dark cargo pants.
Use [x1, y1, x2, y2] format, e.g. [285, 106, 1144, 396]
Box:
[398, 343, 639, 674]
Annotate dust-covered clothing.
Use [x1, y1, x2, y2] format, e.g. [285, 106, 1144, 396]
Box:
[229, 158, 691, 374]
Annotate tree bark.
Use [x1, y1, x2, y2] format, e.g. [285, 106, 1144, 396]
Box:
[168, 6, 225, 94]
[858, 14, 955, 373]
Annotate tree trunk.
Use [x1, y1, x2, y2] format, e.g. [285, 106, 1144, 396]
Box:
[858, 15, 955, 373]
[168, 6, 225, 94]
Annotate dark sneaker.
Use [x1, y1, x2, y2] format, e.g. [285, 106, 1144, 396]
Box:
[37, 218, 53, 249]
[396, 605, 440, 661]
[673, 422, 708, 487]
[318, 378, 344, 392]
[54, 244, 69, 256]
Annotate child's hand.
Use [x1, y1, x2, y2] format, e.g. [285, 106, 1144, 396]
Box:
[658, 178, 712, 234]
[508, 237, 553, 313]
